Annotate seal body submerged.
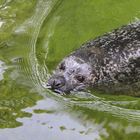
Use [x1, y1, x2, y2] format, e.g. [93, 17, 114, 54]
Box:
[47, 22, 140, 96]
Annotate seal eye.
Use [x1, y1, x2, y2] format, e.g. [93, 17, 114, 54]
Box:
[75, 75, 85, 82]
[59, 63, 65, 70]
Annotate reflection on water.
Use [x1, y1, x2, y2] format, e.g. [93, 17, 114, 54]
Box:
[0, 60, 5, 80]
[0, 101, 102, 140]
[0, 21, 4, 28]
[0, 0, 140, 140]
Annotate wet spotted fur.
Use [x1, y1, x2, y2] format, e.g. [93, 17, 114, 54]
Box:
[48, 22, 140, 96]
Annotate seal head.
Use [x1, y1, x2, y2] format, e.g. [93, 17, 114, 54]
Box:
[47, 56, 94, 94]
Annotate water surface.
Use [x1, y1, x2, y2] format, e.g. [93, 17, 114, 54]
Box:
[0, 0, 140, 140]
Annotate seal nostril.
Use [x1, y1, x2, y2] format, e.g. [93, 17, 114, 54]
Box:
[47, 76, 65, 91]
[55, 82, 61, 87]
[52, 78, 64, 89]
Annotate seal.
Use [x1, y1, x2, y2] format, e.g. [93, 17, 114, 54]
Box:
[47, 22, 140, 96]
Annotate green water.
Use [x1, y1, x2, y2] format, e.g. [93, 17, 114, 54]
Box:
[0, 0, 140, 140]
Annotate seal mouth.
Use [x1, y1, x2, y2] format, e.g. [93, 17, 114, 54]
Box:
[46, 83, 66, 94]
[46, 84, 86, 95]
[46, 82, 87, 94]
[53, 89, 64, 94]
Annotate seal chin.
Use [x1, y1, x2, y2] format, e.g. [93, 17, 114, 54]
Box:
[73, 85, 86, 92]
[54, 89, 64, 94]
[54, 88, 71, 95]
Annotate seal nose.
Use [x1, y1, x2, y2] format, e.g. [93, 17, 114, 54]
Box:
[48, 76, 65, 89]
